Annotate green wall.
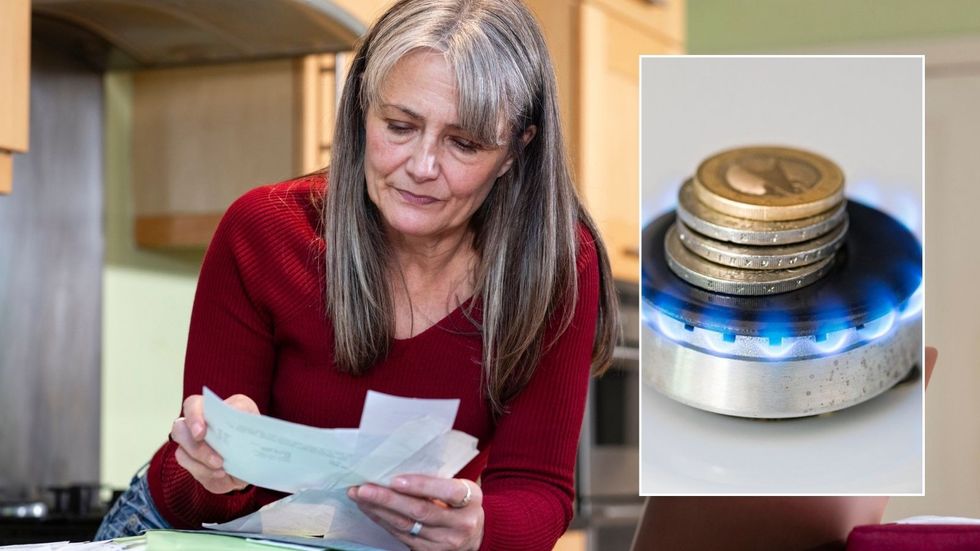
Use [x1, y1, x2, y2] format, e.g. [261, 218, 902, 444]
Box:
[100, 72, 204, 488]
[688, 1, 980, 53]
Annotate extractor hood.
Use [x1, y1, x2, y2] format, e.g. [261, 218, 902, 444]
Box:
[31, 0, 365, 69]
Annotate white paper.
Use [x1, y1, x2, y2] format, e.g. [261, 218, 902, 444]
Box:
[203, 387, 359, 493]
[202, 389, 479, 551]
[358, 392, 459, 435]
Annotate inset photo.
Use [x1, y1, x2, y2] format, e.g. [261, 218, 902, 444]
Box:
[639, 56, 924, 494]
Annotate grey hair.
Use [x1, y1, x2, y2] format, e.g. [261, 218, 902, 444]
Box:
[325, 0, 618, 415]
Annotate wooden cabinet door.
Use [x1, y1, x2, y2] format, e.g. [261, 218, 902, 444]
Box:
[132, 54, 346, 247]
[131, 60, 299, 246]
[0, 0, 30, 194]
[578, 0, 683, 282]
[0, 152, 12, 195]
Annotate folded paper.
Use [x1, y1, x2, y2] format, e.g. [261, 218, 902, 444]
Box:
[201, 388, 479, 551]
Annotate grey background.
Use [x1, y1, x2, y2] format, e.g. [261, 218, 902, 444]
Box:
[640, 56, 923, 237]
[0, 40, 104, 490]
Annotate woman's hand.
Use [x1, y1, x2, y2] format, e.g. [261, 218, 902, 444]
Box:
[924, 346, 937, 387]
[348, 475, 484, 551]
[170, 393, 258, 494]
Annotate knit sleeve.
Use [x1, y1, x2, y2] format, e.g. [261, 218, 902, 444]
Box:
[478, 226, 601, 550]
[147, 187, 281, 529]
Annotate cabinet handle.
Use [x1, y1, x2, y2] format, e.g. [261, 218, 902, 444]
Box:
[621, 246, 639, 258]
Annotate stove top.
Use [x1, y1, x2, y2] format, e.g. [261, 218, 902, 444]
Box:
[0, 485, 110, 545]
[642, 200, 922, 418]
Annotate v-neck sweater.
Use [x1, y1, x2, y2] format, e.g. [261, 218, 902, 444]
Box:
[146, 175, 600, 550]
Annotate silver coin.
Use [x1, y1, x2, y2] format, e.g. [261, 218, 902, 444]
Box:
[677, 178, 848, 245]
[664, 223, 836, 295]
[676, 216, 848, 270]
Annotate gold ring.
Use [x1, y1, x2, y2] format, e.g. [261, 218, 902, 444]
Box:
[455, 479, 472, 508]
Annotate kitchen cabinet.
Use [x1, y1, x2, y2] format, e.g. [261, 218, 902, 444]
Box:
[132, 54, 345, 248]
[527, 0, 684, 282]
[330, 0, 393, 26]
[128, 0, 384, 247]
[0, 152, 13, 195]
[132, 0, 685, 255]
[576, 0, 685, 282]
[0, 0, 31, 194]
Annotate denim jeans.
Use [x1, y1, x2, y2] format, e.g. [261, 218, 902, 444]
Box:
[94, 465, 171, 541]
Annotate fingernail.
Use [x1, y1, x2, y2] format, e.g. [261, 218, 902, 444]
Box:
[212, 469, 225, 478]
[191, 422, 204, 438]
[347, 487, 357, 500]
[393, 477, 408, 488]
[358, 486, 376, 499]
[209, 455, 222, 468]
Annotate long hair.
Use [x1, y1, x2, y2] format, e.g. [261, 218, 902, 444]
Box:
[325, 0, 618, 415]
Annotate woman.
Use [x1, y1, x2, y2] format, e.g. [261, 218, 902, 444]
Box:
[95, 0, 618, 549]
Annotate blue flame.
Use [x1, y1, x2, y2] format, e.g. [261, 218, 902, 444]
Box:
[645, 298, 919, 362]
[900, 282, 924, 320]
[759, 337, 797, 359]
[858, 278, 901, 322]
[859, 310, 897, 341]
[812, 328, 851, 355]
[892, 193, 922, 237]
[756, 309, 794, 345]
[850, 180, 922, 236]
[813, 293, 853, 336]
[704, 329, 740, 355]
[644, 304, 688, 343]
[896, 261, 924, 305]
[642, 176, 922, 362]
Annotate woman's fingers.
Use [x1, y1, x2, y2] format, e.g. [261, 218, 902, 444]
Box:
[170, 416, 223, 469]
[171, 392, 258, 494]
[175, 447, 246, 494]
[180, 392, 259, 438]
[181, 395, 207, 440]
[391, 475, 482, 509]
[174, 445, 224, 481]
[174, 441, 247, 494]
[172, 392, 258, 471]
[349, 484, 451, 527]
[225, 393, 260, 415]
[357, 503, 463, 550]
[348, 478, 483, 550]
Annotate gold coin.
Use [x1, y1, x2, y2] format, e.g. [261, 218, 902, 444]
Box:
[694, 146, 844, 221]
[677, 178, 848, 245]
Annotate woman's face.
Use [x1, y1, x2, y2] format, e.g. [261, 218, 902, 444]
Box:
[363, 49, 516, 243]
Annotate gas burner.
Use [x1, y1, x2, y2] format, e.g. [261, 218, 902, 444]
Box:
[642, 200, 922, 418]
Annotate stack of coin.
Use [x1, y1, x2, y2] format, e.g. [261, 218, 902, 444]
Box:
[664, 146, 849, 296]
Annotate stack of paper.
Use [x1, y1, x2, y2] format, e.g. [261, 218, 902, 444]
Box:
[0, 390, 475, 551]
[199, 388, 480, 551]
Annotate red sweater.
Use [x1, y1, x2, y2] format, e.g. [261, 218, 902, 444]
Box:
[147, 175, 599, 550]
